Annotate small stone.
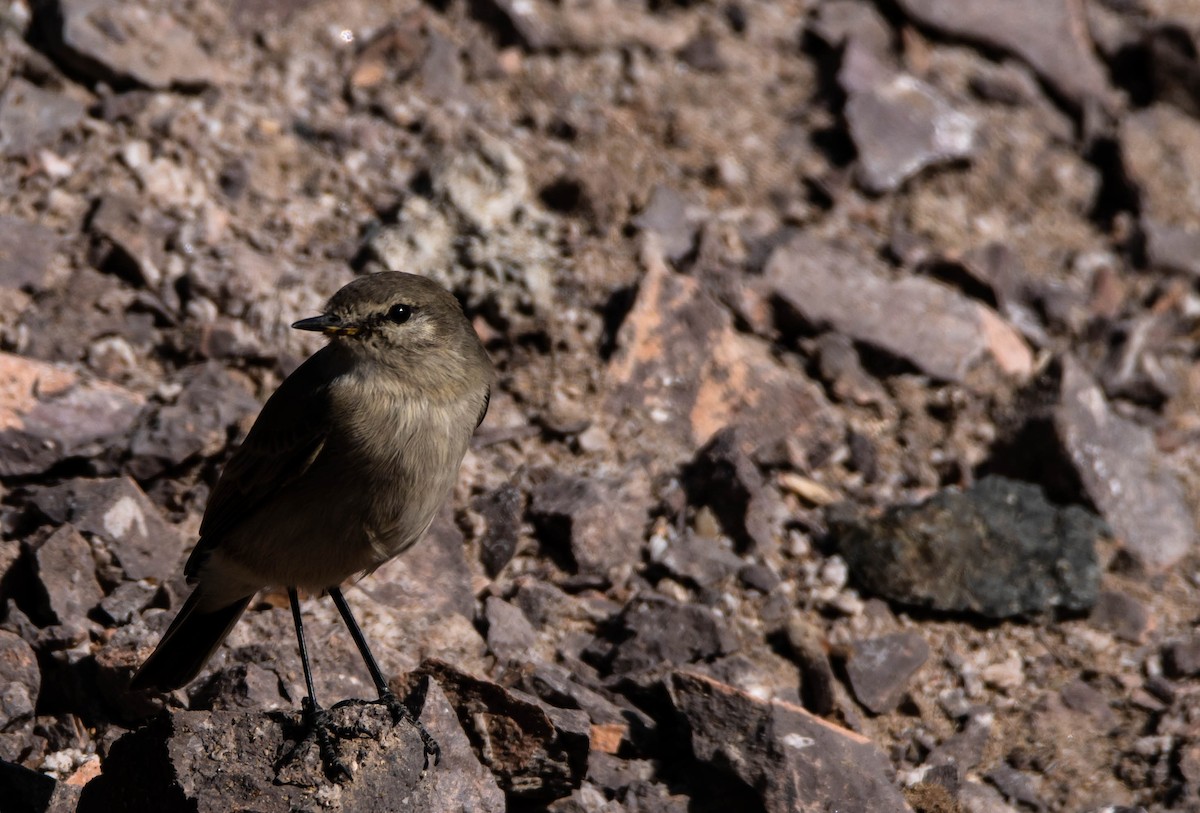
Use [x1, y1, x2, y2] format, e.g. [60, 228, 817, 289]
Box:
[96, 580, 157, 626]
[1163, 634, 1200, 678]
[88, 195, 174, 289]
[633, 185, 695, 262]
[0, 630, 39, 727]
[607, 596, 738, 677]
[0, 215, 60, 292]
[31, 525, 104, 628]
[683, 426, 785, 554]
[0, 78, 86, 157]
[831, 476, 1102, 618]
[1056, 357, 1195, 571]
[846, 73, 978, 194]
[845, 632, 931, 714]
[763, 235, 1032, 383]
[472, 483, 523, 577]
[484, 596, 539, 664]
[1088, 590, 1154, 644]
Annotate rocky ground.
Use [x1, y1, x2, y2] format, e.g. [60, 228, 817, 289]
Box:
[1, 0, 1199, 810]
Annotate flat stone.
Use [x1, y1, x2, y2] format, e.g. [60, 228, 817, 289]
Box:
[763, 235, 1032, 383]
[28, 477, 182, 584]
[845, 632, 931, 714]
[0, 216, 60, 292]
[1088, 590, 1154, 644]
[668, 671, 910, 813]
[40, 0, 225, 89]
[846, 73, 978, 193]
[893, 0, 1113, 110]
[831, 476, 1102, 619]
[0, 78, 86, 157]
[606, 596, 739, 677]
[32, 524, 104, 628]
[605, 240, 839, 471]
[484, 596, 540, 664]
[1056, 357, 1195, 571]
[78, 682, 505, 812]
[0, 353, 145, 478]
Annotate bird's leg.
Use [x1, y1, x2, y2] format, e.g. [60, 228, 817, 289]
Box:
[327, 586, 441, 768]
[279, 587, 355, 783]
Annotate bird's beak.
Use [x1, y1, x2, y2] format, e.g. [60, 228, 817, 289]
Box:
[290, 314, 361, 336]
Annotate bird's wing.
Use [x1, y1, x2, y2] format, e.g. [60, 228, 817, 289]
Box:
[184, 347, 340, 582]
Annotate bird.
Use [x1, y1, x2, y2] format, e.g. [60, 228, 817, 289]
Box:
[131, 271, 492, 777]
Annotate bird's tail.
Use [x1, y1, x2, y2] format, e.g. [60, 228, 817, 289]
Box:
[130, 590, 252, 692]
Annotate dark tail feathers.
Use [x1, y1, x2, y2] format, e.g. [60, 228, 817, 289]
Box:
[130, 592, 251, 692]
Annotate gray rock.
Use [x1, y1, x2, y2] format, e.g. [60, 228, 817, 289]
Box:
[484, 596, 539, 664]
[1142, 218, 1200, 278]
[356, 510, 476, 620]
[38, 0, 225, 89]
[0, 630, 39, 728]
[683, 426, 785, 555]
[28, 477, 183, 584]
[763, 235, 1032, 383]
[846, 73, 978, 193]
[0, 78, 86, 157]
[632, 185, 695, 262]
[473, 484, 522, 577]
[607, 596, 738, 677]
[845, 632, 930, 714]
[528, 467, 651, 582]
[0, 215, 60, 292]
[96, 581, 157, 626]
[1056, 357, 1195, 571]
[668, 671, 910, 813]
[1088, 590, 1153, 644]
[831, 476, 1102, 618]
[78, 681, 505, 812]
[1163, 634, 1200, 678]
[32, 525, 104, 628]
[893, 0, 1113, 111]
[88, 195, 175, 289]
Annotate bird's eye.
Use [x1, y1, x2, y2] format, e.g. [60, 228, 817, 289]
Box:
[387, 304, 412, 324]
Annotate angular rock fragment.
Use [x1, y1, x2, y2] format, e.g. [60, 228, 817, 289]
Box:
[1163, 634, 1200, 678]
[484, 596, 539, 664]
[632, 185, 695, 262]
[0, 630, 39, 728]
[893, 0, 1112, 110]
[527, 467, 651, 581]
[0, 215, 60, 292]
[1056, 358, 1195, 571]
[473, 484, 523, 577]
[763, 235, 1032, 383]
[88, 195, 175, 289]
[0, 354, 145, 477]
[668, 671, 910, 813]
[413, 659, 588, 804]
[0, 78, 86, 158]
[845, 632, 931, 714]
[78, 683, 504, 812]
[683, 426, 786, 554]
[31, 525, 104, 628]
[27, 477, 182, 584]
[846, 73, 978, 193]
[36, 0, 225, 89]
[604, 596, 738, 677]
[1088, 590, 1153, 644]
[831, 476, 1102, 618]
[0, 760, 80, 813]
[605, 242, 839, 470]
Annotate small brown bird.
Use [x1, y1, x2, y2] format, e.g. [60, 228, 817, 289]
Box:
[131, 271, 491, 774]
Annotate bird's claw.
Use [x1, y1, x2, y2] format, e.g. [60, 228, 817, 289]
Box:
[378, 690, 440, 770]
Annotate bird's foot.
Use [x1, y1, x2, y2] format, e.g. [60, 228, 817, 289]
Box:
[276, 697, 367, 784]
[377, 688, 440, 770]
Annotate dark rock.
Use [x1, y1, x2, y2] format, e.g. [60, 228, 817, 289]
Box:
[682, 426, 783, 554]
[1056, 357, 1195, 571]
[28, 477, 183, 584]
[814, 333, 888, 406]
[0, 354, 145, 478]
[985, 763, 1045, 811]
[1088, 590, 1154, 644]
[79, 681, 505, 812]
[128, 363, 259, 479]
[1142, 218, 1200, 278]
[0, 215, 60, 292]
[845, 632, 931, 714]
[846, 73, 978, 194]
[1059, 679, 1116, 731]
[737, 563, 779, 593]
[37, 0, 225, 90]
[605, 243, 839, 472]
[651, 529, 743, 588]
[0, 759, 80, 813]
[31, 524, 103, 628]
[189, 662, 290, 712]
[783, 613, 836, 716]
[96, 581, 158, 626]
[484, 596, 539, 664]
[925, 711, 992, 774]
[527, 466, 651, 581]
[678, 32, 725, 73]
[413, 659, 588, 804]
[473, 483, 523, 577]
[668, 671, 910, 813]
[831, 476, 1102, 619]
[519, 662, 655, 753]
[632, 185, 695, 263]
[606, 596, 738, 677]
[0, 630, 39, 728]
[0, 78, 86, 158]
[893, 0, 1113, 111]
[1163, 634, 1200, 678]
[763, 235, 1033, 383]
